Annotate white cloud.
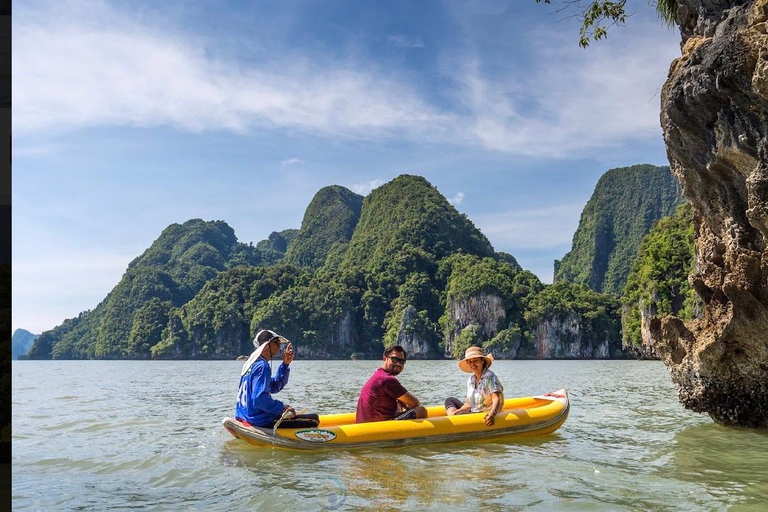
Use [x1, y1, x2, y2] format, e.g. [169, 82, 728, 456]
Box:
[349, 179, 385, 195]
[13, 0, 680, 159]
[13, 1, 447, 138]
[281, 158, 304, 166]
[448, 192, 464, 205]
[473, 203, 583, 250]
[446, 20, 679, 157]
[387, 34, 425, 48]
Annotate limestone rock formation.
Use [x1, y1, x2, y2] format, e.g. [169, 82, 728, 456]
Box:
[532, 314, 613, 359]
[637, 304, 660, 359]
[295, 310, 356, 359]
[444, 292, 506, 357]
[623, 300, 661, 359]
[653, 0, 768, 427]
[395, 305, 437, 358]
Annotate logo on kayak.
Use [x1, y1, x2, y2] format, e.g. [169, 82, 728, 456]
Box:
[295, 429, 337, 443]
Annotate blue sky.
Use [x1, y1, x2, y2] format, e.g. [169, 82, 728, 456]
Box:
[13, 0, 681, 334]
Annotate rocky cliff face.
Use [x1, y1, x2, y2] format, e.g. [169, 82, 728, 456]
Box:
[533, 314, 612, 359]
[653, 0, 768, 427]
[444, 292, 506, 357]
[637, 304, 660, 359]
[395, 305, 436, 358]
[294, 310, 356, 359]
[555, 164, 685, 294]
[623, 299, 661, 359]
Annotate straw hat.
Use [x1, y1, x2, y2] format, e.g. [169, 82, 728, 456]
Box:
[458, 346, 494, 373]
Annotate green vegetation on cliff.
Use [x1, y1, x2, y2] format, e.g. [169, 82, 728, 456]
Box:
[150, 265, 306, 359]
[622, 203, 699, 348]
[555, 164, 685, 294]
[284, 186, 363, 269]
[441, 253, 543, 358]
[525, 281, 622, 357]
[342, 175, 494, 274]
[256, 229, 300, 264]
[29, 219, 272, 359]
[28, 173, 650, 360]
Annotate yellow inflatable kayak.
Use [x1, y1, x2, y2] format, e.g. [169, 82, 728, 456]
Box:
[222, 389, 569, 450]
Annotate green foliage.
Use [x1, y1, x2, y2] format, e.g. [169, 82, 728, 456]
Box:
[525, 281, 622, 352]
[127, 298, 173, 359]
[256, 229, 299, 254]
[536, 1, 677, 47]
[655, 0, 678, 27]
[440, 253, 543, 356]
[621, 203, 698, 347]
[30, 308, 104, 360]
[29, 170, 683, 361]
[452, 324, 483, 359]
[484, 326, 525, 356]
[495, 252, 522, 270]
[284, 186, 363, 269]
[251, 270, 355, 356]
[441, 253, 543, 328]
[555, 164, 685, 295]
[28, 219, 268, 359]
[382, 273, 442, 352]
[156, 265, 306, 358]
[342, 175, 494, 275]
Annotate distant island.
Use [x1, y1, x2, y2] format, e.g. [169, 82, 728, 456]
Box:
[12, 329, 38, 360]
[27, 166, 692, 361]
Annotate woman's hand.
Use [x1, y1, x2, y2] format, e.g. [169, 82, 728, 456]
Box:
[485, 392, 501, 426]
[484, 409, 496, 426]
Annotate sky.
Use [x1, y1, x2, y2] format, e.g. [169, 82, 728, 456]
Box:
[12, 0, 682, 335]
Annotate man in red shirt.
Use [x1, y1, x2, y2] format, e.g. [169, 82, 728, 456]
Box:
[356, 345, 428, 423]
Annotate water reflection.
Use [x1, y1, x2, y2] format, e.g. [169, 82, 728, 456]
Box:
[669, 423, 768, 509]
[221, 433, 566, 511]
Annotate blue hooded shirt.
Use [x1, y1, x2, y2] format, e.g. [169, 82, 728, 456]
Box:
[235, 358, 290, 427]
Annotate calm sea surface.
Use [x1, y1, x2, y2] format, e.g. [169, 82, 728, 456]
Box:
[12, 360, 768, 511]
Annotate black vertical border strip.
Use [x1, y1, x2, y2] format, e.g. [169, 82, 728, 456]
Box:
[1, 0, 12, 509]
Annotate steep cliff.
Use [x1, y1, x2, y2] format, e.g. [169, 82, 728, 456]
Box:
[393, 305, 439, 358]
[622, 203, 699, 359]
[524, 282, 625, 359]
[444, 292, 507, 358]
[555, 164, 685, 294]
[284, 186, 363, 269]
[532, 313, 613, 359]
[653, 0, 768, 427]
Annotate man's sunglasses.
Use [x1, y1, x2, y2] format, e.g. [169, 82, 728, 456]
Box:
[388, 356, 407, 364]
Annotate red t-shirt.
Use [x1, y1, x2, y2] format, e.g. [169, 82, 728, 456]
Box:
[356, 367, 408, 423]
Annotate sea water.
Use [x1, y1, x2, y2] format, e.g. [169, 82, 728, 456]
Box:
[12, 360, 768, 511]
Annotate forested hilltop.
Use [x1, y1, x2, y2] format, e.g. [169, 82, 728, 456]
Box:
[554, 164, 685, 294]
[27, 172, 684, 360]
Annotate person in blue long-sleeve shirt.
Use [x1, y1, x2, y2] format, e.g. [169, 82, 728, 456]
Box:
[235, 329, 319, 428]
